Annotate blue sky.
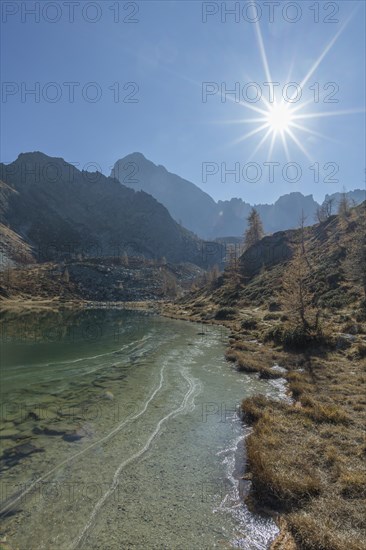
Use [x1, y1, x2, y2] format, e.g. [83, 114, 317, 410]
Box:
[1, 0, 365, 204]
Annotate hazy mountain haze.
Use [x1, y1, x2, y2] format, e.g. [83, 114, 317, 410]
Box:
[112, 152, 365, 238]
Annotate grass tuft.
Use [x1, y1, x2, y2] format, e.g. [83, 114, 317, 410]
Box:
[215, 306, 238, 320]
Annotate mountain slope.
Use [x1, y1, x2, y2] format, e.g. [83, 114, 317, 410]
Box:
[111, 153, 219, 238]
[112, 153, 365, 239]
[177, 201, 365, 311]
[0, 152, 205, 266]
[214, 190, 365, 237]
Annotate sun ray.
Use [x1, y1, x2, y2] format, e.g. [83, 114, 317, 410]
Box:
[240, 70, 273, 111]
[230, 122, 270, 146]
[284, 58, 295, 91]
[289, 122, 338, 143]
[213, 117, 268, 125]
[253, 16, 272, 84]
[236, 101, 269, 115]
[252, 15, 274, 111]
[285, 128, 313, 163]
[295, 13, 354, 97]
[292, 109, 365, 120]
[248, 127, 273, 161]
[280, 131, 291, 163]
[291, 95, 327, 114]
[223, 94, 269, 115]
[268, 131, 277, 162]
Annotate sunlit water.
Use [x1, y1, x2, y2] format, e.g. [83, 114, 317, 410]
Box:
[0, 309, 281, 549]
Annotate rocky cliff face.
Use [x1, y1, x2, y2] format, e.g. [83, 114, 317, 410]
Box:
[0, 152, 205, 267]
[240, 231, 292, 277]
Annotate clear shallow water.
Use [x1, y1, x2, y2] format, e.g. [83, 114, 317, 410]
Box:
[0, 309, 280, 549]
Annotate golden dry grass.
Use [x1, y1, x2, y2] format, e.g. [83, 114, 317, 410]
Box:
[240, 317, 366, 550]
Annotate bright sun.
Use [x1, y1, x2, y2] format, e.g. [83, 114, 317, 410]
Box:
[266, 103, 293, 134]
[225, 14, 364, 162]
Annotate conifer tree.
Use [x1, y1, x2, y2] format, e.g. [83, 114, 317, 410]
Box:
[344, 206, 366, 299]
[338, 190, 351, 219]
[244, 208, 264, 250]
[282, 247, 317, 331]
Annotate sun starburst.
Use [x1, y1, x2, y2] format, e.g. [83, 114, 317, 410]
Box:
[226, 10, 364, 162]
[266, 102, 293, 134]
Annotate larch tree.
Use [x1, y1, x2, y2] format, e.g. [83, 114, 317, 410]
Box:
[315, 197, 334, 223]
[62, 267, 70, 283]
[121, 251, 129, 267]
[338, 190, 351, 220]
[282, 246, 318, 331]
[344, 206, 366, 299]
[243, 208, 264, 250]
[282, 216, 319, 333]
[299, 209, 308, 255]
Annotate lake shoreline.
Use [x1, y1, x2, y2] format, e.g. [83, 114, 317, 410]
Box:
[159, 301, 297, 550]
[2, 296, 365, 548]
[160, 298, 366, 549]
[1, 297, 291, 547]
[0, 297, 162, 313]
[1, 307, 283, 549]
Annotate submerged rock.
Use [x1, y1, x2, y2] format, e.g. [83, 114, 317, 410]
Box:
[271, 364, 287, 374]
[0, 428, 20, 440]
[101, 391, 114, 401]
[63, 432, 83, 442]
[33, 423, 71, 436]
[62, 425, 90, 442]
[1, 441, 45, 470]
